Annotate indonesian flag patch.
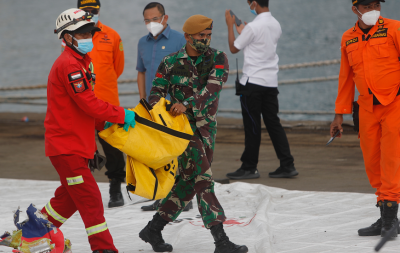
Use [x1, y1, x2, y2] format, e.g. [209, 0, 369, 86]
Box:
[71, 79, 88, 93]
[68, 70, 84, 82]
[156, 72, 163, 78]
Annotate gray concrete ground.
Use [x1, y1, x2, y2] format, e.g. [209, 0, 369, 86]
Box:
[0, 112, 373, 194]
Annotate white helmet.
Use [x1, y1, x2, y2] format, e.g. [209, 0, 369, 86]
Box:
[54, 8, 96, 39]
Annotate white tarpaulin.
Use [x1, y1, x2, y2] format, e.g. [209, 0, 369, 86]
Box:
[0, 178, 398, 253]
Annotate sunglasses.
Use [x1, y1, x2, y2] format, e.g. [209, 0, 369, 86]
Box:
[82, 8, 99, 15]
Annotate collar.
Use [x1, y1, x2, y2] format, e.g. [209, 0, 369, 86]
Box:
[92, 21, 104, 40]
[146, 24, 171, 41]
[64, 44, 85, 60]
[96, 20, 104, 32]
[176, 45, 212, 65]
[254, 12, 271, 21]
[352, 16, 385, 33]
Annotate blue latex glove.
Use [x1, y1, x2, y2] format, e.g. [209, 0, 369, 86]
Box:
[104, 122, 113, 130]
[123, 109, 136, 132]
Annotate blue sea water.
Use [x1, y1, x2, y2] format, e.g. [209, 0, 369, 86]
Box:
[0, 0, 399, 121]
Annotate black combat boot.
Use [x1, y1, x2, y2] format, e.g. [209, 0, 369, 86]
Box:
[141, 200, 161, 211]
[358, 201, 383, 236]
[92, 250, 116, 253]
[381, 200, 399, 238]
[108, 178, 124, 208]
[139, 213, 173, 252]
[210, 223, 248, 253]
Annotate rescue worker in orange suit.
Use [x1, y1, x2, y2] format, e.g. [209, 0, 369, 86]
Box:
[62, 0, 126, 208]
[41, 8, 136, 253]
[331, 0, 400, 239]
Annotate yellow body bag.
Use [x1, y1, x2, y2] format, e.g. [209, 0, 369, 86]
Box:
[126, 156, 178, 200]
[99, 98, 193, 168]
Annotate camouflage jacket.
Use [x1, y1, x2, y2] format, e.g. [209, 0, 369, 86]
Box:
[148, 46, 229, 149]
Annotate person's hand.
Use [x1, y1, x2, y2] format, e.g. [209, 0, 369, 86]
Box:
[104, 122, 113, 130]
[330, 114, 344, 138]
[225, 9, 235, 27]
[169, 103, 186, 117]
[235, 22, 247, 35]
[123, 109, 136, 132]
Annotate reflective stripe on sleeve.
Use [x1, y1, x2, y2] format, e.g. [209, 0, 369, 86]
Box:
[66, 176, 84, 186]
[45, 202, 67, 224]
[86, 222, 108, 236]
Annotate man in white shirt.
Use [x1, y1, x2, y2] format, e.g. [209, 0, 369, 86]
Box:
[225, 0, 298, 179]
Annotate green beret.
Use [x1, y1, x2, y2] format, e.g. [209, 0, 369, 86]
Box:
[182, 15, 213, 35]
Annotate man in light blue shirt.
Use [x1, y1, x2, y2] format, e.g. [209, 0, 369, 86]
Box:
[136, 2, 186, 100]
[137, 2, 192, 212]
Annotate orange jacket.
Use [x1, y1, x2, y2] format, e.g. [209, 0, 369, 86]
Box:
[62, 21, 125, 106]
[335, 17, 400, 114]
[89, 21, 124, 106]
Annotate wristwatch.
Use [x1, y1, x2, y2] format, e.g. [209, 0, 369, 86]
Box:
[182, 101, 190, 109]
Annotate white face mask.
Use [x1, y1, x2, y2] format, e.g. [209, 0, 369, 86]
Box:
[146, 16, 165, 37]
[357, 8, 380, 26]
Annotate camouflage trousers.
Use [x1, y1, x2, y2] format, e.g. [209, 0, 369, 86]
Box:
[158, 133, 226, 229]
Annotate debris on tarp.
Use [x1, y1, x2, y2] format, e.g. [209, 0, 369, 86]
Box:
[0, 204, 72, 253]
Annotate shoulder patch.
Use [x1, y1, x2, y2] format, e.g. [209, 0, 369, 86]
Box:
[119, 41, 124, 51]
[346, 37, 358, 46]
[215, 53, 225, 65]
[68, 70, 84, 82]
[157, 62, 166, 72]
[371, 28, 388, 39]
[70, 79, 89, 94]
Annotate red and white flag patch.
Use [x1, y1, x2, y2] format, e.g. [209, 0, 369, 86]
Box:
[68, 70, 84, 82]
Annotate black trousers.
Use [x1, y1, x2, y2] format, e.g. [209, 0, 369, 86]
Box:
[240, 84, 294, 169]
[97, 131, 126, 182]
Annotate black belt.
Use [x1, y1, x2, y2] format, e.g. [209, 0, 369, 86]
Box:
[368, 88, 400, 105]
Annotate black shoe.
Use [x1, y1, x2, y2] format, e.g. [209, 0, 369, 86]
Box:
[226, 168, 260, 180]
[108, 179, 124, 208]
[269, 165, 298, 178]
[211, 223, 248, 253]
[141, 200, 161, 211]
[93, 250, 116, 253]
[358, 201, 383, 236]
[139, 213, 173, 252]
[381, 200, 399, 238]
[141, 200, 193, 212]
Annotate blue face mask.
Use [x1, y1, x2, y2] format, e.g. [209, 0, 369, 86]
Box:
[72, 36, 94, 54]
[92, 14, 99, 25]
[250, 2, 257, 16]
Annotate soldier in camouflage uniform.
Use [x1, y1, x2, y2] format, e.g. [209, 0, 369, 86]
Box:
[138, 15, 248, 253]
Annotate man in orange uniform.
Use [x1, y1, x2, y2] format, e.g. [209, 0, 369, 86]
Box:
[68, 0, 126, 208]
[331, 0, 400, 239]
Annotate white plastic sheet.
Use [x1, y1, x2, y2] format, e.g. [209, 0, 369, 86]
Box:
[0, 179, 398, 253]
